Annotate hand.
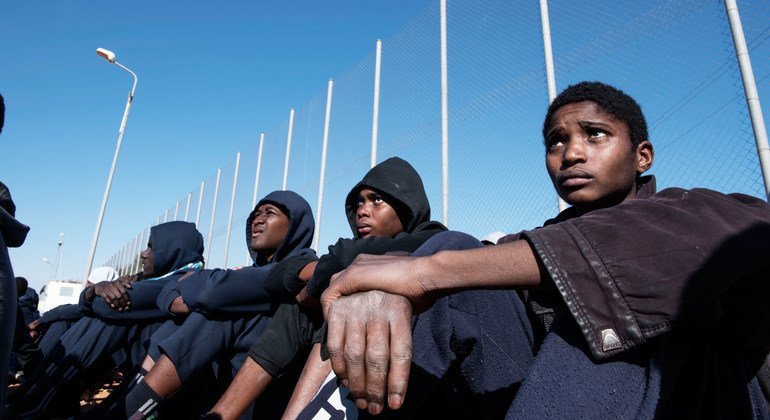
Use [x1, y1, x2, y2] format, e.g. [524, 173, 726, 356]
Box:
[295, 286, 320, 308]
[325, 290, 413, 415]
[321, 254, 434, 318]
[118, 273, 141, 284]
[93, 280, 132, 311]
[27, 319, 41, 340]
[169, 296, 190, 315]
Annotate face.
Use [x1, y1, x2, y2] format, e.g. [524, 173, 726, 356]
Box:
[250, 203, 290, 261]
[545, 101, 653, 213]
[355, 188, 405, 238]
[140, 240, 154, 277]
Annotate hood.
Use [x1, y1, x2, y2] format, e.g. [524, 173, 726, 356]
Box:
[0, 181, 29, 247]
[344, 157, 431, 238]
[246, 190, 314, 266]
[21, 287, 39, 306]
[150, 221, 205, 275]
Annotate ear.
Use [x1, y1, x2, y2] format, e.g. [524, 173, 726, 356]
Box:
[635, 140, 654, 174]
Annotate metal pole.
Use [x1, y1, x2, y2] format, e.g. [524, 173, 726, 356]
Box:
[282, 108, 295, 190]
[52, 233, 64, 281]
[539, 0, 568, 212]
[205, 168, 222, 268]
[195, 181, 205, 227]
[84, 61, 138, 282]
[439, 0, 450, 227]
[223, 152, 241, 268]
[121, 243, 130, 276]
[314, 79, 335, 250]
[135, 227, 145, 274]
[173, 201, 180, 221]
[371, 39, 382, 168]
[155, 217, 160, 226]
[184, 193, 192, 222]
[249, 133, 266, 266]
[724, 0, 770, 200]
[252, 133, 266, 210]
[118, 245, 126, 276]
[163, 209, 169, 223]
[128, 235, 137, 275]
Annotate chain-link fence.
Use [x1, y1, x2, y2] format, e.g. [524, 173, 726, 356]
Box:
[105, 0, 769, 270]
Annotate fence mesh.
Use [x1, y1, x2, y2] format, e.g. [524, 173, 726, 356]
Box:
[106, 0, 769, 267]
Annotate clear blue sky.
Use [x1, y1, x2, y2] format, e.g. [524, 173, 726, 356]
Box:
[1, 0, 432, 291]
[2, 0, 768, 293]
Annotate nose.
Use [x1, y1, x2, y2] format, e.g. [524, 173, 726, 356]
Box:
[562, 136, 587, 166]
[357, 203, 371, 218]
[140, 248, 148, 260]
[252, 214, 266, 227]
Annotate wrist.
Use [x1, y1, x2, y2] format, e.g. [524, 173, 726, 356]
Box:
[415, 253, 442, 295]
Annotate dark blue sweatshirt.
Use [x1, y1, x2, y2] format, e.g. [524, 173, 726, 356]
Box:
[157, 190, 315, 316]
[80, 221, 204, 321]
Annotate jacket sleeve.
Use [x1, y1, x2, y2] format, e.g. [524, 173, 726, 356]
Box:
[178, 266, 275, 315]
[306, 229, 439, 299]
[39, 304, 83, 325]
[522, 188, 770, 360]
[92, 279, 172, 321]
[78, 287, 95, 315]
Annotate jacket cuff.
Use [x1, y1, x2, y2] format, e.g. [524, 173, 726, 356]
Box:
[523, 223, 644, 360]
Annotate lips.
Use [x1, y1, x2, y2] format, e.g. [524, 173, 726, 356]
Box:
[357, 225, 372, 236]
[251, 228, 264, 237]
[558, 170, 592, 188]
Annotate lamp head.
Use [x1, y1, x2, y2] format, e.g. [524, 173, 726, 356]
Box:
[96, 48, 116, 63]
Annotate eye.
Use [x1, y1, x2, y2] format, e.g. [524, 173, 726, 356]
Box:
[357, 196, 365, 206]
[546, 135, 565, 151]
[374, 195, 384, 204]
[586, 127, 607, 139]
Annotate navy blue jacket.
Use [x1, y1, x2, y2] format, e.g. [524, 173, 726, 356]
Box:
[18, 287, 40, 324]
[157, 190, 315, 316]
[38, 303, 82, 325]
[80, 221, 204, 321]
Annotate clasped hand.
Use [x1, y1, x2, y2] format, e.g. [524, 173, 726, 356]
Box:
[320, 253, 435, 414]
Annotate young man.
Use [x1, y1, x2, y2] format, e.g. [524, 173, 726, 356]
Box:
[124, 190, 315, 419]
[206, 157, 447, 419]
[320, 82, 770, 417]
[7, 221, 205, 419]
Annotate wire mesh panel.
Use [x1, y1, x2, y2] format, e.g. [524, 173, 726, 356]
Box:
[550, 0, 766, 198]
[110, 0, 769, 261]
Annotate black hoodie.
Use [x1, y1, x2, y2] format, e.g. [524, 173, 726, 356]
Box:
[160, 190, 315, 315]
[82, 221, 204, 321]
[306, 157, 447, 299]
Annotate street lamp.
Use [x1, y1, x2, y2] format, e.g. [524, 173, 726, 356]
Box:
[42, 257, 53, 282]
[84, 48, 139, 283]
[52, 233, 64, 280]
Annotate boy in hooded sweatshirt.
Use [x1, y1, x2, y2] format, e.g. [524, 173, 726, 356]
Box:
[124, 190, 315, 419]
[206, 157, 447, 419]
[6, 221, 204, 419]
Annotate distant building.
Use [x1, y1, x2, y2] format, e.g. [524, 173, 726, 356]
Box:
[39, 280, 84, 313]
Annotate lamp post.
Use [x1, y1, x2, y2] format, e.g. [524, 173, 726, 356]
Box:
[84, 48, 138, 283]
[42, 258, 53, 282]
[52, 233, 64, 280]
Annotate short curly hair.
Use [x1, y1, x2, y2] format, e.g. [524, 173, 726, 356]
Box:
[542, 81, 648, 148]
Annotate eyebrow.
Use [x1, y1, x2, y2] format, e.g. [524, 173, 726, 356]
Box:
[578, 120, 612, 129]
